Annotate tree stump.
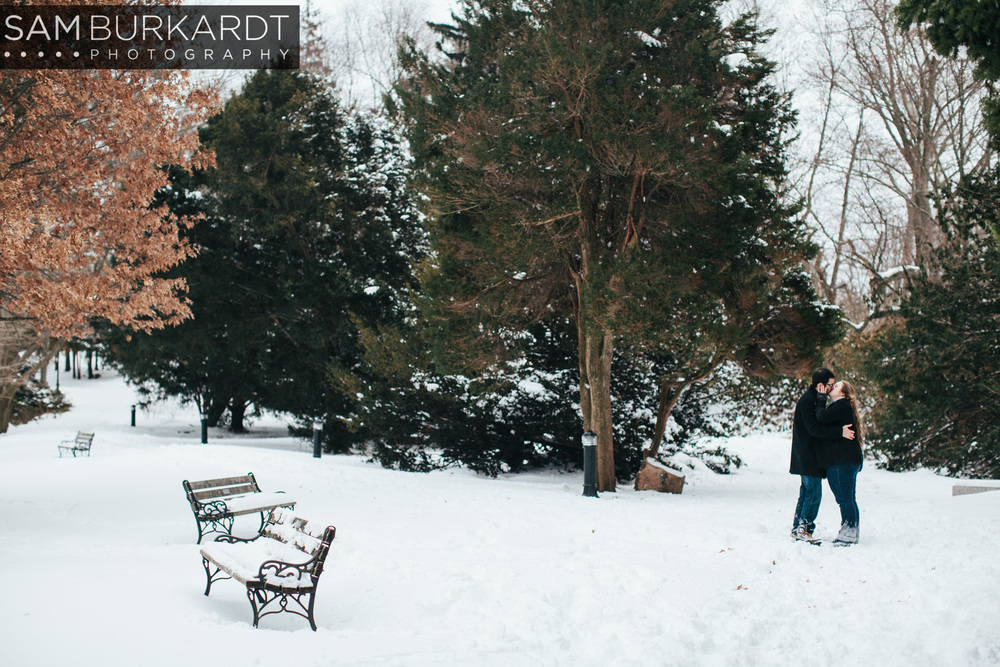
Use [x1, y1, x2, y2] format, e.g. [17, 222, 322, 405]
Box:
[635, 458, 685, 494]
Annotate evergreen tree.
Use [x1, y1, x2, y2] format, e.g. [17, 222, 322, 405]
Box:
[862, 172, 1000, 476]
[335, 315, 584, 475]
[100, 164, 279, 429]
[393, 0, 841, 489]
[106, 70, 424, 443]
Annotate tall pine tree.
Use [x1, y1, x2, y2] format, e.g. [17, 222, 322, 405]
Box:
[862, 172, 1000, 476]
[393, 0, 840, 490]
[106, 70, 424, 443]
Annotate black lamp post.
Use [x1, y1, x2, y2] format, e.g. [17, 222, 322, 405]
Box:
[312, 420, 323, 458]
[582, 430, 599, 497]
[130, 404, 136, 428]
[200, 411, 209, 444]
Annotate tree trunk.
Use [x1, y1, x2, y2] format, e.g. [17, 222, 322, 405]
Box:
[576, 312, 592, 443]
[634, 380, 684, 490]
[0, 383, 17, 434]
[635, 379, 688, 489]
[39, 338, 59, 388]
[635, 364, 715, 486]
[572, 173, 618, 492]
[907, 168, 939, 267]
[580, 323, 616, 492]
[0, 346, 60, 434]
[229, 398, 248, 433]
[641, 378, 683, 463]
[207, 396, 229, 427]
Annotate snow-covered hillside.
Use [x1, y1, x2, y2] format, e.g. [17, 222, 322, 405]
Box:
[1, 370, 998, 666]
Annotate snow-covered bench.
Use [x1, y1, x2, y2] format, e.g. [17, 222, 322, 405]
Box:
[952, 484, 1000, 496]
[182, 473, 296, 543]
[58, 431, 94, 457]
[200, 508, 337, 631]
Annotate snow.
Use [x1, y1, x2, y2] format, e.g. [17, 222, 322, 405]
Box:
[879, 265, 922, 280]
[635, 30, 662, 48]
[2, 370, 1000, 666]
[217, 491, 297, 514]
[201, 530, 318, 587]
[645, 456, 687, 479]
[724, 53, 750, 69]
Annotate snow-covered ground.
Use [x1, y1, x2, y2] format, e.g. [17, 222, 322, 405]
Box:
[1, 370, 998, 666]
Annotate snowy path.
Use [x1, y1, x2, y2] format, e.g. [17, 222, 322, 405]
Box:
[1, 371, 998, 666]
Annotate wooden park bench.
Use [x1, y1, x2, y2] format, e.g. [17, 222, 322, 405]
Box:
[199, 508, 337, 630]
[182, 473, 296, 544]
[58, 431, 94, 458]
[952, 484, 1000, 496]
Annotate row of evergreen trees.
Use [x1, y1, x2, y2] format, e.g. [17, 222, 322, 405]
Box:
[97, 0, 998, 481]
[103, 71, 425, 448]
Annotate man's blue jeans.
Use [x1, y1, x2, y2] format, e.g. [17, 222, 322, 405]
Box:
[792, 475, 823, 531]
[826, 463, 861, 529]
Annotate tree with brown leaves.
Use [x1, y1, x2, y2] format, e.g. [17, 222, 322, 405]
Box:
[0, 68, 216, 432]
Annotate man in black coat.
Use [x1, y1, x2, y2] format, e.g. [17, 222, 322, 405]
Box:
[790, 368, 855, 540]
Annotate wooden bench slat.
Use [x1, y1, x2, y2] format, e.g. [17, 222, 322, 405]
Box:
[191, 484, 259, 500]
[223, 502, 293, 518]
[186, 475, 259, 491]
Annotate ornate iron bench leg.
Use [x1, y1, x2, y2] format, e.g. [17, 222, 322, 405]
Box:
[306, 591, 318, 631]
[247, 587, 263, 628]
[257, 510, 268, 535]
[202, 557, 215, 595]
[196, 515, 234, 544]
[202, 558, 232, 596]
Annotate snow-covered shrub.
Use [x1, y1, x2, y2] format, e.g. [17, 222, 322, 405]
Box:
[349, 321, 797, 480]
[11, 380, 70, 425]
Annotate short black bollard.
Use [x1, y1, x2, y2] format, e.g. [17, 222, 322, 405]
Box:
[312, 420, 323, 458]
[582, 430, 599, 497]
[200, 412, 208, 444]
[130, 404, 136, 428]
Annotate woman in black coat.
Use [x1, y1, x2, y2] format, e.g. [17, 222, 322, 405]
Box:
[815, 380, 865, 545]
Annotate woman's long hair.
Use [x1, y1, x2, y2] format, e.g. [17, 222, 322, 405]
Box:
[839, 381, 865, 447]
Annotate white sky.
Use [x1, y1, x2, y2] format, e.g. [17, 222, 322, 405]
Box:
[310, 0, 458, 24]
